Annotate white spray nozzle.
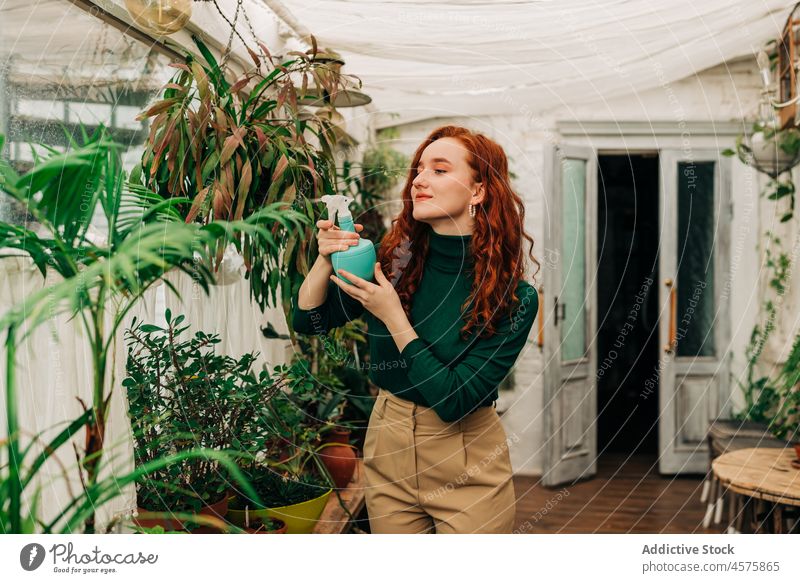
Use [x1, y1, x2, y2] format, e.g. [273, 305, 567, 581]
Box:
[321, 194, 354, 224]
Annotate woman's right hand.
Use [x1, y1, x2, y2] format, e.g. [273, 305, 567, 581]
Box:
[316, 219, 364, 261]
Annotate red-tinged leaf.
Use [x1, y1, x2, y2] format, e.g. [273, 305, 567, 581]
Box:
[186, 109, 198, 133]
[167, 128, 183, 192]
[213, 181, 232, 220]
[246, 45, 261, 68]
[301, 72, 308, 96]
[230, 74, 252, 95]
[141, 143, 154, 168]
[215, 238, 225, 266]
[276, 85, 287, 111]
[282, 182, 297, 204]
[165, 83, 188, 92]
[257, 41, 273, 62]
[150, 115, 179, 177]
[169, 62, 192, 72]
[303, 156, 321, 195]
[219, 127, 246, 166]
[195, 104, 211, 140]
[186, 186, 211, 223]
[166, 133, 177, 174]
[234, 159, 252, 220]
[147, 111, 168, 146]
[311, 35, 318, 58]
[192, 61, 209, 100]
[215, 107, 229, 133]
[195, 154, 203, 187]
[288, 85, 298, 112]
[136, 98, 179, 121]
[254, 126, 268, 152]
[271, 154, 289, 184]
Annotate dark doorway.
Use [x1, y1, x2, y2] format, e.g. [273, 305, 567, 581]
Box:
[596, 154, 660, 455]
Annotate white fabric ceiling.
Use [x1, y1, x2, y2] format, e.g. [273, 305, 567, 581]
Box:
[287, 0, 797, 125]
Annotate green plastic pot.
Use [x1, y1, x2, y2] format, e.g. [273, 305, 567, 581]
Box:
[227, 488, 332, 534]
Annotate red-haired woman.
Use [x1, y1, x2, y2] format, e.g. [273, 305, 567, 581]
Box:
[291, 125, 540, 533]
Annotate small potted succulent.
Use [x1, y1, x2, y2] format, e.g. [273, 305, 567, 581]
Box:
[244, 517, 287, 534]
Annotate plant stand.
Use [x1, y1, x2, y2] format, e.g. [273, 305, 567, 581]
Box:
[700, 419, 786, 529]
[712, 447, 800, 534]
[312, 459, 366, 534]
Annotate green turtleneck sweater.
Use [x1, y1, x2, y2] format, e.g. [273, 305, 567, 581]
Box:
[290, 226, 539, 423]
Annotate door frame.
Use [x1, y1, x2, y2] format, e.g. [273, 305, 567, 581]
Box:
[543, 121, 737, 481]
[542, 143, 599, 487]
[658, 148, 732, 474]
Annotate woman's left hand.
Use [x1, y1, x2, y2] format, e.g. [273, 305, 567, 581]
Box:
[330, 262, 405, 326]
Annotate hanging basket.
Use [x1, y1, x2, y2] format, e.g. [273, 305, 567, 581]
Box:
[739, 128, 800, 178]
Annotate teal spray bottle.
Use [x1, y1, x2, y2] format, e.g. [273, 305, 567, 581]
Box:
[321, 194, 376, 285]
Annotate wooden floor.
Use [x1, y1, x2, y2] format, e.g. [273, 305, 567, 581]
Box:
[512, 453, 718, 534]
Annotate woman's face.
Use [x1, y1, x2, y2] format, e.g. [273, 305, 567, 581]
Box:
[410, 137, 484, 232]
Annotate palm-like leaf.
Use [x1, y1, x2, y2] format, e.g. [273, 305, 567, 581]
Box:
[0, 128, 309, 532]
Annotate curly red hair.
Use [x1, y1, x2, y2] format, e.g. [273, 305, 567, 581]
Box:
[378, 125, 540, 341]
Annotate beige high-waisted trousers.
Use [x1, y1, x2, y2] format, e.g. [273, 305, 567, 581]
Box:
[362, 388, 517, 533]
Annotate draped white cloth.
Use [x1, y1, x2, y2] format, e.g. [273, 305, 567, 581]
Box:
[286, 0, 797, 124]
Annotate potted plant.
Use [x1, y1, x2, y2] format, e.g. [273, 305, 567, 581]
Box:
[316, 425, 359, 489]
[123, 310, 283, 531]
[725, 121, 800, 222]
[290, 319, 373, 481]
[0, 129, 305, 532]
[135, 36, 359, 313]
[222, 357, 345, 533]
[227, 469, 332, 534]
[241, 515, 287, 534]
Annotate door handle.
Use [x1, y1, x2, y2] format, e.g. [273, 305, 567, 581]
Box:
[537, 287, 544, 348]
[664, 278, 677, 354]
[554, 296, 566, 325]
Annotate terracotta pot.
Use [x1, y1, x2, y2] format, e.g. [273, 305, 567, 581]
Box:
[190, 493, 230, 533]
[244, 517, 288, 534]
[325, 428, 352, 444]
[134, 492, 229, 533]
[133, 507, 185, 532]
[318, 433, 358, 489]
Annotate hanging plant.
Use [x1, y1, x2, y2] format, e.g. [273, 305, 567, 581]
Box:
[135, 35, 363, 309]
[724, 121, 800, 222]
[733, 122, 800, 179]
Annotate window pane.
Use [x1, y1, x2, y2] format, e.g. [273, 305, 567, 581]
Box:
[0, 0, 173, 227]
[0, 0, 173, 168]
[676, 161, 715, 357]
[561, 158, 587, 361]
